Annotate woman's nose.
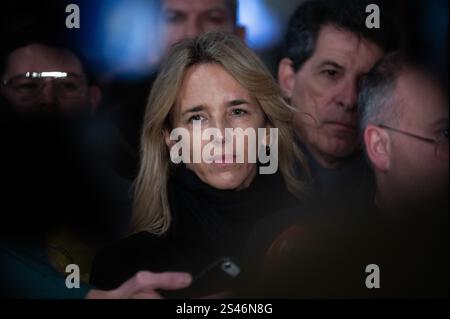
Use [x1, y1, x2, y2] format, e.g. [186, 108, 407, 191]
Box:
[210, 117, 231, 144]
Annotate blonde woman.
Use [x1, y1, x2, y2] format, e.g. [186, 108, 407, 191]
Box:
[91, 32, 309, 297]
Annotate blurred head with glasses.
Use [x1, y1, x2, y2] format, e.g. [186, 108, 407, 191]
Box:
[1, 43, 101, 117]
[359, 52, 449, 211]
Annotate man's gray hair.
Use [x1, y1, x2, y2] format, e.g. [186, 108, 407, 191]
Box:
[358, 51, 407, 131]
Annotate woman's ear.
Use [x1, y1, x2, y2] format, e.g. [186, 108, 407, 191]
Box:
[278, 58, 296, 100]
[163, 128, 174, 150]
[262, 121, 273, 147]
[364, 125, 391, 172]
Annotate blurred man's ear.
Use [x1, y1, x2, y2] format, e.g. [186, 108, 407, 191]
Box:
[234, 26, 246, 41]
[364, 125, 391, 172]
[88, 85, 102, 115]
[278, 58, 296, 100]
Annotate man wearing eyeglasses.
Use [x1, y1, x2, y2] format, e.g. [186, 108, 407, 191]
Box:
[1, 43, 101, 117]
[238, 52, 448, 298]
[359, 51, 449, 211]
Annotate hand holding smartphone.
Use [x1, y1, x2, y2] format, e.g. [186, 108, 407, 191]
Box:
[160, 257, 241, 299]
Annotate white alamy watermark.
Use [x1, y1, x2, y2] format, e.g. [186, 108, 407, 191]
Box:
[365, 264, 381, 289]
[169, 120, 279, 175]
[65, 264, 80, 289]
[365, 4, 381, 29]
[65, 4, 80, 29]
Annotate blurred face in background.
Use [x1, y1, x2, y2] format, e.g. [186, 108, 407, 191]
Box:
[159, 0, 237, 56]
[1, 44, 100, 117]
[166, 63, 267, 190]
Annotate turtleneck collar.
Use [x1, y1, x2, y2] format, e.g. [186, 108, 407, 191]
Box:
[169, 165, 286, 208]
[166, 165, 298, 252]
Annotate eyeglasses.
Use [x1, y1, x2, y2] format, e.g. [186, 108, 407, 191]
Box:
[377, 124, 449, 162]
[1, 71, 88, 101]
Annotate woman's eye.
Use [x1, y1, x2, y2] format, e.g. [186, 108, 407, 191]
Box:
[231, 109, 247, 116]
[188, 114, 205, 123]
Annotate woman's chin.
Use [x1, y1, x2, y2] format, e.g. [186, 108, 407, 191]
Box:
[201, 171, 252, 190]
[188, 163, 257, 190]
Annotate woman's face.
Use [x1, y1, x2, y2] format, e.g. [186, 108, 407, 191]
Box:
[167, 63, 267, 190]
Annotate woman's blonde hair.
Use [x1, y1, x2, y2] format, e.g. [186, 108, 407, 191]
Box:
[132, 32, 310, 235]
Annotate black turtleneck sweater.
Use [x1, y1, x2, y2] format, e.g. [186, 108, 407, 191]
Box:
[90, 167, 300, 295]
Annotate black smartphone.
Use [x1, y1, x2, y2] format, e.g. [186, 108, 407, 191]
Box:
[161, 257, 241, 298]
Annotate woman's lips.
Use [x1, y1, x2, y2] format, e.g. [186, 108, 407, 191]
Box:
[211, 154, 237, 164]
[207, 155, 238, 168]
[326, 121, 358, 134]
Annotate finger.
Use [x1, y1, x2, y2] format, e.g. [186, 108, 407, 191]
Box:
[135, 271, 193, 291]
[115, 271, 192, 297]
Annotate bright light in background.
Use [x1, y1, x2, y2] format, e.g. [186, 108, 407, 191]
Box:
[81, 0, 160, 79]
[104, 0, 158, 72]
[238, 0, 282, 50]
[79, 0, 287, 79]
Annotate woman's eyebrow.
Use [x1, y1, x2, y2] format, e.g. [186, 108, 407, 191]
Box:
[228, 99, 249, 107]
[181, 100, 250, 116]
[182, 105, 205, 116]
